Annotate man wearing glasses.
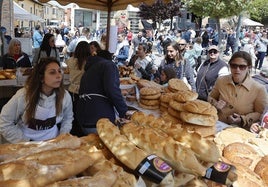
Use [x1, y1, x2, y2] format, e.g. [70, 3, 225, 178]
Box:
[208, 51, 268, 130]
[196, 45, 229, 101]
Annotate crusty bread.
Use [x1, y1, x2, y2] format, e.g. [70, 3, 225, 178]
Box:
[131, 112, 220, 163]
[223, 142, 262, 171]
[232, 163, 265, 187]
[96, 119, 174, 186]
[0, 148, 96, 187]
[254, 155, 268, 186]
[83, 159, 137, 187]
[140, 98, 160, 106]
[180, 111, 218, 126]
[121, 122, 207, 176]
[0, 133, 81, 162]
[173, 90, 198, 103]
[182, 122, 216, 137]
[183, 99, 217, 117]
[168, 78, 190, 91]
[160, 92, 175, 103]
[137, 79, 163, 90]
[138, 101, 159, 110]
[214, 127, 256, 148]
[96, 118, 148, 170]
[139, 87, 161, 96]
[168, 106, 181, 118]
[169, 99, 186, 112]
[47, 170, 117, 187]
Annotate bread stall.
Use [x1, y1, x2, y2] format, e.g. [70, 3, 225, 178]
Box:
[0, 75, 267, 186]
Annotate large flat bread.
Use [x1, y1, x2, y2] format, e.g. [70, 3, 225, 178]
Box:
[180, 111, 217, 126]
[47, 170, 117, 187]
[0, 148, 96, 187]
[183, 99, 217, 117]
[0, 134, 81, 162]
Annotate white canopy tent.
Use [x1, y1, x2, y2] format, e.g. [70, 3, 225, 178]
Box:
[13, 2, 43, 22]
[242, 18, 263, 27]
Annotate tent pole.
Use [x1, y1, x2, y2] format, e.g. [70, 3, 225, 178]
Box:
[106, 7, 111, 51]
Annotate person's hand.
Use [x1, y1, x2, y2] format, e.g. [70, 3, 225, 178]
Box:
[227, 113, 242, 125]
[215, 99, 226, 110]
[250, 123, 261, 133]
[134, 62, 141, 69]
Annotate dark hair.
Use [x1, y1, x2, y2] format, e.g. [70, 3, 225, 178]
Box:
[74, 41, 90, 70]
[89, 41, 102, 52]
[229, 51, 252, 68]
[24, 57, 65, 124]
[97, 50, 113, 60]
[40, 33, 56, 57]
[162, 67, 177, 81]
[35, 25, 40, 30]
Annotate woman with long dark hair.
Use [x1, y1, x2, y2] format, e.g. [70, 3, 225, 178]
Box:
[0, 57, 73, 143]
[32, 33, 60, 65]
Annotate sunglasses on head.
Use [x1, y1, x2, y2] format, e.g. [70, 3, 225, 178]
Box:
[208, 49, 218, 54]
[229, 63, 248, 70]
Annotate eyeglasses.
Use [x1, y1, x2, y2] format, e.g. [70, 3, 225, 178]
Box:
[208, 49, 218, 54]
[178, 43, 186, 46]
[229, 63, 248, 70]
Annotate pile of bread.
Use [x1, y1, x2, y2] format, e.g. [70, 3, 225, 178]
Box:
[0, 69, 16, 80]
[135, 78, 218, 138]
[212, 127, 268, 187]
[118, 65, 135, 77]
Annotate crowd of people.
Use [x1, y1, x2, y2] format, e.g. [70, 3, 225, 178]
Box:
[0, 23, 268, 143]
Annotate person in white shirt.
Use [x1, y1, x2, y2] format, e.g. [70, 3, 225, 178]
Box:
[0, 57, 73, 143]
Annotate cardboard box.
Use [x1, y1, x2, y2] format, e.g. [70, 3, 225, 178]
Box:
[0, 79, 17, 86]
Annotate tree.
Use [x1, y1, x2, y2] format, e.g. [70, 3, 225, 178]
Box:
[182, 0, 251, 50]
[139, 0, 182, 30]
[249, 0, 268, 22]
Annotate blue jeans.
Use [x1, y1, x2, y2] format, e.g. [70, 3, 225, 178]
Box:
[255, 51, 266, 69]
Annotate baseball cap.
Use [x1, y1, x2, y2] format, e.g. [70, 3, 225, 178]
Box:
[208, 45, 219, 52]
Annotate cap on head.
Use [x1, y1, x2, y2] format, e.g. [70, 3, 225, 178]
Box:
[208, 45, 219, 52]
[0, 26, 7, 33]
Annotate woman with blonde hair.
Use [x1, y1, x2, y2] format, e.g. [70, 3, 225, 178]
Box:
[1, 38, 31, 69]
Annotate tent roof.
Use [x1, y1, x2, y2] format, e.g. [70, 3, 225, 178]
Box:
[242, 18, 263, 27]
[39, 0, 160, 11]
[14, 2, 44, 22]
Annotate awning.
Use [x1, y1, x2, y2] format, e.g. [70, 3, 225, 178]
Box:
[242, 18, 263, 27]
[14, 2, 44, 22]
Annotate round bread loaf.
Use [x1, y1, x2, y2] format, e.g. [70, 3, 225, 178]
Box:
[168, 107, 181, 118]
[137, 79, 163, 90]
[173, 90, 198, 103]
[182, 122, 216, 137]
[254, 155, 268, 186]
[183, 99, 217, 117]
[223, 142, 262, 170]
[160, 102, 169, 108]
[138, 102, 159, 110]
[169, 100, 186, 112]
[180, 111, 217, 126]
[159, 105, 168, 112]
[168, 78, 190, 91]
[139, 87, 161, 96]
[140, 93, 161, 100]
[160, 92, 175, 103]
[140, 98, 160, 106]
[161, 112, 181, 124]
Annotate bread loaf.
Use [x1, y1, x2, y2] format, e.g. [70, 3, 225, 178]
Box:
[183, 99, 217, 117]
[96, 119, 174, 186]
[173, 90, 198, 103]
[180, 111, 217, 126]
[0, 133, 81, 162]
[0, 148, 95, 187]
[131, 112, 220, 163]
[168, 78, 190, 91]
[47, 170, 117, 187]
[254, 155, 268, 186]
[223, 142, 262, 171]
[121, 122, 207, 176]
